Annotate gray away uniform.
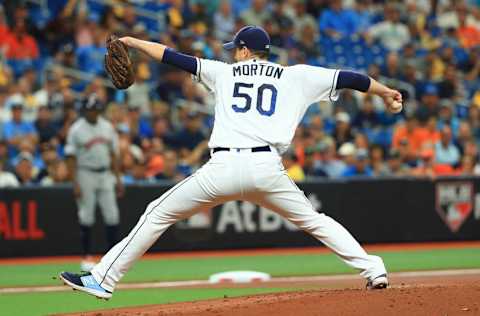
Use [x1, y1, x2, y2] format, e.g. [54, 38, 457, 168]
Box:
[65, 117, 120, 227]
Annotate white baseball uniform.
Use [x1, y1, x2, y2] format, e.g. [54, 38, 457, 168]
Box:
[91, 59, 386, 292]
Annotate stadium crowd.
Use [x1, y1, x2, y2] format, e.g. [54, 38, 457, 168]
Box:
[0, 0, 479, 187]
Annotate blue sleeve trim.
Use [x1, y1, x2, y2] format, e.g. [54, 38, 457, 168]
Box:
[336, 70, 371, 92]
[162, 48, 198, 75]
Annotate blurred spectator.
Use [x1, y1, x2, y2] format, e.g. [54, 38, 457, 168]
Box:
[3, 103, 37, 157]
[282, 149, 305, 182]
[366, 4, 410, 51]
[34, 105, 57, 143]
[127, 105, 153, 141]
[4, 18, 39, 61]
[127, 62, 152, 116]
[370, 145, 388, 176]
[468, 106, 480, 142]
[155, 150, 184, 181]
[14, 151, 37, 185]
[333, 112, 354, 149]
[0, 0, 478, 185]
[214, 0, 235, 41]
[0, 140, 11, 172]
[318, 0, 355, 38]
[338, 142, 356, 169]
[303, 146, 327, 178]
[456, 155, 476, 176]
[341, 148, 373, 177]
[384, 149, 410, 176]
[381, 52, 402, 80]
[350, 0, 372, 35]
[354, 133, 369, 150]
[416, 84, 440, 117]
[40, 159, 69, 186]
[435, 126, 460, 166]
[36, 142, 59, 182]
[75, 22, 107, 75]
[308, 141, 346, 178]
[437, 3, 480, 32]
[437, 64, 465, 101]
[455, 121, 474, 155]
[240, 0, 270, 26]
[119, 4, 139, 32]
[57, 102, 78, 145]
[336, 90, 359, 119]
[171, 111, 206, 150]
[418, 115, 440, 149]
[122, 154, 154, 185]
[392, 115, 423, 158]
[411, 148, 454, 177]
[437, 100, 460, 134]
[352, 96, 381, 130]
[12, 138, 43, 169]
[295, 24, 321, 61]
[293, 0, 317, 40]
[0, 159, 19, 187]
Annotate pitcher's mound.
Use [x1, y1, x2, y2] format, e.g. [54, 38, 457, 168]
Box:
[72, 281, 480, 316]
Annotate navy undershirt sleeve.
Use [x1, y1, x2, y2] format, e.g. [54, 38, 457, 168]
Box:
[162, 48, 198, 75]
[336, 70, 371, 92]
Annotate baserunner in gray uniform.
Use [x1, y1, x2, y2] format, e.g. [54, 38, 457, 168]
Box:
[65, 94, 124, 271]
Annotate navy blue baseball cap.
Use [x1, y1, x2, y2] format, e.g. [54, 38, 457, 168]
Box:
[223, 25, 271, 52]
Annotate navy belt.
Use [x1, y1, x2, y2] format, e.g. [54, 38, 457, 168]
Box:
[212, 146, 271, 153]
[80, 166, 109, 173]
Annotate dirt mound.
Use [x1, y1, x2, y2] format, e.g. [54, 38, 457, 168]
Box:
[70, 280, 480, 316]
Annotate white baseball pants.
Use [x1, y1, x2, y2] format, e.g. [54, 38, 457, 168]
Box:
[91, 150, 386, 292]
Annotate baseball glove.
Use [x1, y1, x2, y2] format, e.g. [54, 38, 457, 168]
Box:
[105, 35, 135, 90]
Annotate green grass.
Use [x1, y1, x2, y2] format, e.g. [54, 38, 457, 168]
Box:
[0, 248, 479, 287]
[0, 287, 292, 316]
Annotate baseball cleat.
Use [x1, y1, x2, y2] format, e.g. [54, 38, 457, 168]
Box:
[59, 272, 112, 300]
[366, 274, 389, 290]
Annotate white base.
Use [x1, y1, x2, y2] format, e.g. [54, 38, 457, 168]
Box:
[209, 271, 271, 284]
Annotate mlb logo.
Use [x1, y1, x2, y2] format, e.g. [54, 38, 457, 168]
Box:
[435, 182, 473, 232]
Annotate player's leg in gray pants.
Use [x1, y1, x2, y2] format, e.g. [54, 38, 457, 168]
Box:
[91, 152, 386, 292]
[97, 172, 120, 226]
[97, 172, 120, 248]
[77, 170, 98, 227]
[77, 170, 98, 256]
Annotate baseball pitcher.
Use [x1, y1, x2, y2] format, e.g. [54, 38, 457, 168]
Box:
[61, 26, 403, 298]
[65, 94, 124, 271]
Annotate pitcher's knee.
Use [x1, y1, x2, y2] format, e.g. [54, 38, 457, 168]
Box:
[290, 212, 330, 231]
[144, 200, 181, 224]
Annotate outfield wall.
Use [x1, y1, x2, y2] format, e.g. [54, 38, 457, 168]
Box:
[1, 177, 479, 257]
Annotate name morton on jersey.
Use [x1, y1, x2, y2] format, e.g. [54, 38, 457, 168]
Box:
[233, 63, 284, 79]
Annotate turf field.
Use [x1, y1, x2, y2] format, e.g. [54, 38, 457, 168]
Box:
[0, 244, 479, 316]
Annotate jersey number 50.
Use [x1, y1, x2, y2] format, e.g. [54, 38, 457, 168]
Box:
[232, 82, 277, 116]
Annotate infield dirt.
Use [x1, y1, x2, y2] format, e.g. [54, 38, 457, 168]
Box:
[62, 272, 480, 316]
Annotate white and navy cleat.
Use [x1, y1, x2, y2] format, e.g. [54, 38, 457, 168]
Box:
[366, 274, 389, 290]
[59, 272, 112, 300]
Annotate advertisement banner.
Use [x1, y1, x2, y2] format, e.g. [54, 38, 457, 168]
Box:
[1, 178, 479, 257]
